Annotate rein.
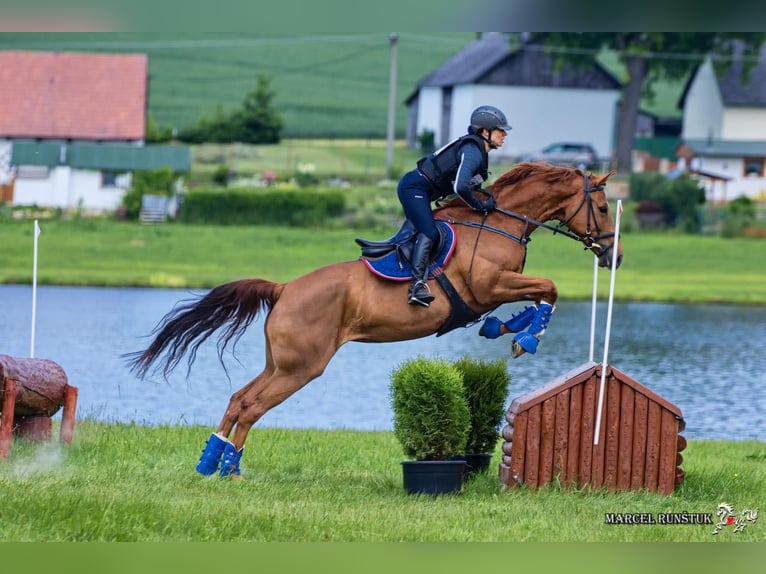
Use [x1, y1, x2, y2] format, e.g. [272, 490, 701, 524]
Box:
[445, 172, 616, 255]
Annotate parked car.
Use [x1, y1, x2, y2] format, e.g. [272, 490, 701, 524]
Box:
[521, 142, 598, 169]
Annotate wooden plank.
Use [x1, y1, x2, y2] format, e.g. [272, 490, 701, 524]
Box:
[645, 401, 662, 492]
[565, 384, 582, 487]
[658, 410, 679, 495]
[0, 378, 17, 459]
[508, 410, 527, 488]
[538, 397, 556, 486]
[603, 376, 621, 490]
[507, 362, 597, 413]
[617, 385, 635, 491]
[579, 372, 596, 487]
[524, 404, 541, 488]
[590, 374, 608, 490]
[609, 365, 683, 418]
[553, 390, 570, 484]
[631, 393, 649, 490]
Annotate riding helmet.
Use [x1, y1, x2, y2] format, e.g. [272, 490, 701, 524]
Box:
[470, 105, 512, 132]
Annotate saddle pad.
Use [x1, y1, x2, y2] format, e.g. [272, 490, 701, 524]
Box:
[360, 221, 456, 281]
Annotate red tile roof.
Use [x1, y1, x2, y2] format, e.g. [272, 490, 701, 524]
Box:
[0, 50, 147, 141]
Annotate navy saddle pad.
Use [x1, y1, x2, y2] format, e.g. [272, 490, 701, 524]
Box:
[356, 220, 456, 281]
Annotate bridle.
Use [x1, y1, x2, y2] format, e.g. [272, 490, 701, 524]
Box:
[446, 171, 617, 258]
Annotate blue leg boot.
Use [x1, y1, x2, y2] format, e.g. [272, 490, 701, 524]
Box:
[512, 302, 555, 356]
[478, 316, 503, 339]
[502, 305, 537, 333]
[195, 432, 229, 475]
[219, 442, 244, 478]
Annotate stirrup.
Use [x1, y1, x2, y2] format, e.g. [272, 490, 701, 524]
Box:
[408, 280, 434, 307]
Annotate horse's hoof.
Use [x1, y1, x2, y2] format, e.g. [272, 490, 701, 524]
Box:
[513, 332, 539, 356]
[511, 340, 527, 359]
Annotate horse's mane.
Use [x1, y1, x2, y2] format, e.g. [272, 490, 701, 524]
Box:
[435, 162, 578, 211]
[491, 162, 577, 189]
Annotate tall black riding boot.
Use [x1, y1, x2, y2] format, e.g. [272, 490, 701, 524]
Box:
[408, 234, 435, 307]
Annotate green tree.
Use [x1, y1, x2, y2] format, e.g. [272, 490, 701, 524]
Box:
[229, 75, 284, 144]
[177, 76, 283, 144]
[537, 33, 766, 175]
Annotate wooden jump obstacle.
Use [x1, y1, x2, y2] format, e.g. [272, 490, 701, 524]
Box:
[0, 354, 78, 459]
[500, 361, 686, 495]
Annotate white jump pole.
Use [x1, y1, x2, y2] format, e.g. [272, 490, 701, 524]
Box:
[593, 200, 623, 446]
[588, 254, 599, 363]
[30, 219, 41, 358]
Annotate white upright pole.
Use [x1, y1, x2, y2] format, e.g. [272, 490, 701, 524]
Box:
[30, 219, 41, 358]
[588, 254, 599, 363]
[385, 33, 399, 177]
[593, 200, 622, 446]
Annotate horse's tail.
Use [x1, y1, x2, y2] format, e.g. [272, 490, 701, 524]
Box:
[126, 278, 282, 379]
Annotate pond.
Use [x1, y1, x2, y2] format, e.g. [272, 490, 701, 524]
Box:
[1, 285, 764, 441]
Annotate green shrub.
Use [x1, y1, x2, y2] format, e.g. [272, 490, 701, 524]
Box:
[453, 356, 511, 454]
[178, 188, 345, 226]
[629, 172, 706, 232]
[389, 357, 469, 461]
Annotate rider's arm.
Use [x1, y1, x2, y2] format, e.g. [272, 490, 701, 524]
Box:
[453, 143, 488, 210]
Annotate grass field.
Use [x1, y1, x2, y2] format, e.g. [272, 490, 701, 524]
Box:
[1, 218, 765, 304]
[0, 422, 763, 542]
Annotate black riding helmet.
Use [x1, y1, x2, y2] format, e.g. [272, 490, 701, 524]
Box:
[469, 105, 511, 149]
[470, 105, 512, 132]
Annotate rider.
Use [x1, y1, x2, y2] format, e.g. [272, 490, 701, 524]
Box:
[397, 105, 510, 307]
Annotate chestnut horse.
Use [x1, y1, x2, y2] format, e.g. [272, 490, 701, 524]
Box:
[127, 162, 622, 477]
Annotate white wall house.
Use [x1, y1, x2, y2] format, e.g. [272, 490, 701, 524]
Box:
[678, 43, 766, 202]
[404, 34, 622, 163]
[0, 50, 189, 212]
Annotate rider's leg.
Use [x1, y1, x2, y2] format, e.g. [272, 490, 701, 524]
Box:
[397, 173, 439, 307]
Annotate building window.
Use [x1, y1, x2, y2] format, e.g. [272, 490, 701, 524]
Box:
[743, 158, 764, 177]
[102, 171, 118, 186]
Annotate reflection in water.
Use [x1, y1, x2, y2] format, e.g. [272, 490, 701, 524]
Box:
[0, 285, 764, 440]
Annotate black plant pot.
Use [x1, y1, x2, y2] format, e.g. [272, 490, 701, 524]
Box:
[463, 453, 493, 478]
[401, 460, 466, 495]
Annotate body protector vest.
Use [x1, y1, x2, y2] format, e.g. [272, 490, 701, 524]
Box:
[416, 134, 489, 200]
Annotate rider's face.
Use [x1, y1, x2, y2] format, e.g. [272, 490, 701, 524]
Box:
[490, 128, 507, 149]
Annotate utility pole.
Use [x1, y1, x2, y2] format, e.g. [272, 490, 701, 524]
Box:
[385, 33, 398, 178]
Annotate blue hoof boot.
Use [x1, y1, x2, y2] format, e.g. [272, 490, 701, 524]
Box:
[513, 332, 540, 355]
[479, 316, 503, 339]
[219, 443, 244, 478]
[196, 433, 228, 475]
[503, 306, 537, 333]
[528, 302, 554, 336]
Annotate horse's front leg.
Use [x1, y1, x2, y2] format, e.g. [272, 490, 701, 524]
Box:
[477, 273, 558, 358]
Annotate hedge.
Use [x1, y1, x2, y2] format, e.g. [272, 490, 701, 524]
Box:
[178, 188, 346, 226]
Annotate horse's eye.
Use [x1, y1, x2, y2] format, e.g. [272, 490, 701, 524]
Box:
[598, 204, 608, 214]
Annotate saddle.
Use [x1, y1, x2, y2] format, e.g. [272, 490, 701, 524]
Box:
[355, 219, 448, 261]
[355, 220, 453, 281]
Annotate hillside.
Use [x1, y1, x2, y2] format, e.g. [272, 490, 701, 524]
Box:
[0, 32, 475, 138]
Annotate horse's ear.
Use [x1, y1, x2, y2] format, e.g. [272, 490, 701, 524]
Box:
[594, 170, 616, 186]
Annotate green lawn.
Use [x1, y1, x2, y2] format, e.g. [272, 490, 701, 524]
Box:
[0, 422, 763, 542]
[2, 219, 765, 304]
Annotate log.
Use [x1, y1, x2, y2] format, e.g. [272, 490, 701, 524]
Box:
[0, 354, 68, 417]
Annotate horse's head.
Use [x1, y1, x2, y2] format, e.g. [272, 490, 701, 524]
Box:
[490, 162, 623, 269]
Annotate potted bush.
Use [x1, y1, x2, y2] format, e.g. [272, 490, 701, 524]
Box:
[389, 356, 470, 495]
[453, 356, 512, 478]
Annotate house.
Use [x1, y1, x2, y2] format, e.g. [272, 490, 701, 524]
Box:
[0, 50, 190, 212]
[404, 33, 622, 163]
[676, 42, 766, 202]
